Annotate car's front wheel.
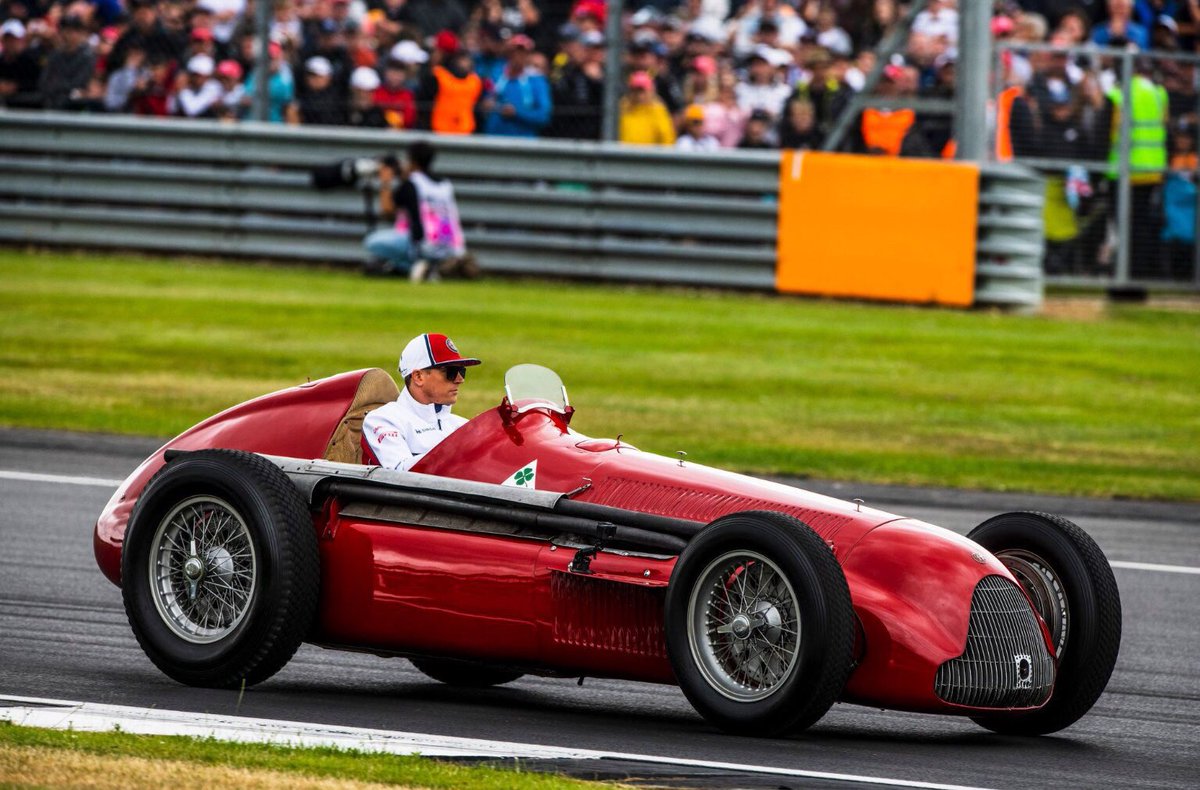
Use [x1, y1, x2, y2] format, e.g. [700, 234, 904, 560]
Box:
[664, 511, 855, 736]
[967, 511, 1121, 735]
[121, 449, 319, 688]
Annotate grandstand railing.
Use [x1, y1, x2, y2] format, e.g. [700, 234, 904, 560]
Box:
[0, 111, 1040, 306]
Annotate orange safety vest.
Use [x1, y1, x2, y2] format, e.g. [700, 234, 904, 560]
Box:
[431, 66, 482, 135]
[941, 86, 1022, 160]
[862, 108, 916, 157]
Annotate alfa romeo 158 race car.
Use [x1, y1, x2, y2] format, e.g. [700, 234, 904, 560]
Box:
[94, 365, 1122, 736]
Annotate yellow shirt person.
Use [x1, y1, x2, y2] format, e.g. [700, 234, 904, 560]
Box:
[619, 71, 676, 146]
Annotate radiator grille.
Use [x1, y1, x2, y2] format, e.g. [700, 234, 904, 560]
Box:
[934, 576, 1055, 709]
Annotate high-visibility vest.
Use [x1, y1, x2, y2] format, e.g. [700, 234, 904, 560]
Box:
[940, 86, 1022, 161]
[861, 108, 915, 156]
[1107, 75, 1168, 184]
[431, 67, 482, 135]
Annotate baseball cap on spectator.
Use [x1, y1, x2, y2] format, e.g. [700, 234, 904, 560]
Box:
[1155, 15, 1179, 33]
[390, 40, 428, 64]
[684, 104, 706, 122]
[558, 22, 581, 42]
[191, 27, 214, 42]
[216, 59, 243, 80]
[268, 41, 283, 58]
[631, 7, 663, 28]
[688, 16, 724, 43]
[187, 54, 215, 76]
[748, 44, 772, 63]
[101, 25, 121, 42]
[759, 18, 780, 35]
[882, 63, 905, 82]
[434, 30, 460, 54]
[748, 109, 772, 123]
[691, 55, 717, 76]
[1, 19, 25, 38]
[766, 47, 793, 68]
[507, 33, 534, 51]
[572, 0, 607, 25]
[630, 31, 659, 52]
[934, 49, 957, 70]
[580, 30, 605, 47]
[991, 16, 1015, 36]
[350, 66, 380, 91]
[399, 333, 481, 378]
[305, 56, 333, 77]
[628, 70, 653, 90]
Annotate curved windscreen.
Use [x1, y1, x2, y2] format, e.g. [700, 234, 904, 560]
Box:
[504, 364, 569, 414]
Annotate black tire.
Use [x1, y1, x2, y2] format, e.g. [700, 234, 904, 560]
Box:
[409, 657, 524, 687]
[121, 449, 320, 688]
[967, 512, 1121, 735]
[664, 511, 855, 736]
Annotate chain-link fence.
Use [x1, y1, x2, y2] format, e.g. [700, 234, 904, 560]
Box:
[995, 42, 1200, 290]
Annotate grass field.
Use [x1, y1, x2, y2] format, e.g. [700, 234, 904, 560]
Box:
[2, 249, 1198, 500]
[0, 722, 601, 789]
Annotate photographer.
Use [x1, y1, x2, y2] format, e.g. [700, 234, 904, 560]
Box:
[363, 141, 469, 282]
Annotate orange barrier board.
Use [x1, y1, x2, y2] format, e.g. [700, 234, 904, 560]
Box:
[776, 152, 980, 307]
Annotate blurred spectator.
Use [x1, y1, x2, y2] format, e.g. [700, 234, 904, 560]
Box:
[731, 0, 806, 56]
[704, 71, 749, 147]
[814, 6, 852, 57]
[737, 107, 775, 148]
[620, 69, 675, 145]
[427, 46, 483, 134]
[298, 55, 345, 125]
[911, 0, 958, 45]
[681, 53, 718, 105]
[676, 103, 720, 150]
[199, 0, 244, 49]
[214, 58, 246, 118]
[473, 0, 540, 38]
[1162, 119, 1197, 278]
[482, 33, 551, 137]
[791, 47, 850, 140]
[1105, 56, 1169, 274]
[851, 64, 932, 156]
[40, 15, 96, 110]
[1093, 0, 1151, 48]
[549, 28, 604, 139]
[110, 0, 184, 76]
[475, 22, 508, 84]
[171, 53, 223, 117]
[377, 44, 422, 130]
[779, 96, 822, 149]
[405, 0, 469, 37]
[243, 41, 295, 123]
[736, 46, 790, 121]
[105, 43, 147, 111]
[628, 32, 684, 115]
[347, 66, 388, 127]
[0, 19, 41, 108]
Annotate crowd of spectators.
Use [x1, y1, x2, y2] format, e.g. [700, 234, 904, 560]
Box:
[0, 1, 1196, 149]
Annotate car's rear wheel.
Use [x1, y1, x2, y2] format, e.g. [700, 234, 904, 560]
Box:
[665, 511, 855, 736]
[121, 450, 319, 688]
[409, 657, 524, 687]
[967, 512, 1121, 735]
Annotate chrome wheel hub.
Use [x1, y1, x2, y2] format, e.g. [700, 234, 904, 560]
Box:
[148, 495, 257, 644]
[998, 549, 1069, 657]
[687, 551, 801, 702]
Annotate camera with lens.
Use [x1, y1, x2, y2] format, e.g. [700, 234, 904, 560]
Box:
[310, 154, 400, 190]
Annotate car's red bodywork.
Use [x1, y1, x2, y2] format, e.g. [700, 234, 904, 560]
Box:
[96, 369, 1055, 716]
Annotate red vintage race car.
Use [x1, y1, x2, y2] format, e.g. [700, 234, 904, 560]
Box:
[94, 366, 1122, 736]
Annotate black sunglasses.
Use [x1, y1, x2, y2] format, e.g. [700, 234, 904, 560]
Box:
[436, 365, 467, 381]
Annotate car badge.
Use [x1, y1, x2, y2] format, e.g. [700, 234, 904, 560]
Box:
[971, 552, 986, 564]
[502, 460, 537, 489]
[1014, 654, 1033, 689]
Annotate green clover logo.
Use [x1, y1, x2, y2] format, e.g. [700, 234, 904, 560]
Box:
[513, 467, 534, 486]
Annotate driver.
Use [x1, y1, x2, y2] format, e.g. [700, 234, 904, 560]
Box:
[363, 333, 481, 471]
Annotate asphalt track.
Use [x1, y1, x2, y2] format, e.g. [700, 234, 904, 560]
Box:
[1, 427, 1197, 789]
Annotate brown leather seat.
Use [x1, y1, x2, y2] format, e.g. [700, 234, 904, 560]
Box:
[323, 368, 399, 464]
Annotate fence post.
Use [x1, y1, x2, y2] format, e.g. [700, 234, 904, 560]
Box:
[954, 0, 991, 163]
[601, 0, 624, 143]
[1115, 49, 1135, 287]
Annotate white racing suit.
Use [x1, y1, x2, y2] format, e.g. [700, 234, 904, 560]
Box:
[362, 386, 467, 471]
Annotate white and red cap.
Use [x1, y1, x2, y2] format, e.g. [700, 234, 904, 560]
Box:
[399, 333, 481, 378]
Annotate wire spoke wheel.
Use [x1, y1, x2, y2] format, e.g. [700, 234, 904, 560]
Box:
[149, 495, 257, 644]
[995, 548, 1069, 658]
[689, 551, 800, 702]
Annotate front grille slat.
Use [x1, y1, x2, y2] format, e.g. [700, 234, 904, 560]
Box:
[934, 576, 1055, 709]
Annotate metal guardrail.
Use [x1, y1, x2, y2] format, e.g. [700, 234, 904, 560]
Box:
[0, 112, 1042, 306]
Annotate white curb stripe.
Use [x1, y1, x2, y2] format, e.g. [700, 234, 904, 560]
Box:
[0, 695, 994, 790]
[0, 470, 122, 488]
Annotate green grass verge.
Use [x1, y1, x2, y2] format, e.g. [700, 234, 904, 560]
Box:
[2, 249, 1198, 500]
[0, 721, 603, 789]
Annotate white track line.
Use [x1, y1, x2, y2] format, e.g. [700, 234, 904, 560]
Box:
[0, 695, 993, 790]
[0, 470, 123, 487]
[4, 469, 1198, 575]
